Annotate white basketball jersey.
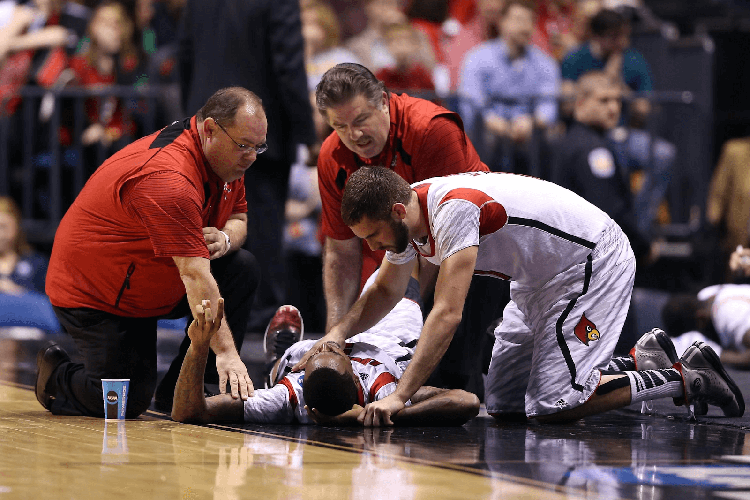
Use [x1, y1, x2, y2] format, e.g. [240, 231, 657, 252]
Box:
[244, 340, 406, 424]
[386, 172, 614, 289]
[243, 271, 424, 424]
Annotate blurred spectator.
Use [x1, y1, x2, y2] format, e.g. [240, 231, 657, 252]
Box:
[179, 0, 316, 333]
[405, 0, 450, 94]
[561, 8, 674, 241]
[729, 245, 750, 281]
[550, 71, 649, 261]
[441, 0, 503, 94]
[131, 0, 184, 124]
[0, 196, 48, 295]
[706, 138, 750, 265]
[0, 0, 79, 116]
[346, 0, 435, 76]
[283, 147, 325, 334]
[302, 1, 360, 92]
[561, 8, 650, 92]
[458, 0, 559, 174]
[68, 0, 143, 167]
[375, 22, 434, 94]
[532, 0, 579, 61]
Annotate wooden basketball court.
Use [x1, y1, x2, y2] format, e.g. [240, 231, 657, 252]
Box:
[2, 333, 750, 499]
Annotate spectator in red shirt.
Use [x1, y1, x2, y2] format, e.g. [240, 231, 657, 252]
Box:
[375, 22, 435, 96]
[69, 1, 142, 154]
[37, 87, 264, 419]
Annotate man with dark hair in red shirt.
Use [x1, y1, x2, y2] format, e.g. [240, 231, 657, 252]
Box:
[311, 63, 503, 396]
[37, 86, 264, 418]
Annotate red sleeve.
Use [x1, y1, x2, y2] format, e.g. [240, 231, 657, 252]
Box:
[122, 172, 209, 258]
[318, 138, 356, 240]
[412, 115, 489, 179]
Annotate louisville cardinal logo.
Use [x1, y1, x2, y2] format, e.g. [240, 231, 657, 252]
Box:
[574, 313, 600, 346]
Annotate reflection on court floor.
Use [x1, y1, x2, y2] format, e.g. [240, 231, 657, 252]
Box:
[2, 333, 750, 500]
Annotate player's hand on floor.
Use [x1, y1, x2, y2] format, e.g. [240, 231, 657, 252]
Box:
[358, 394, 405, 427]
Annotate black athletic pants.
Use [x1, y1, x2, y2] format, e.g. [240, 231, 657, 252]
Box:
[48, 249, 260, 418]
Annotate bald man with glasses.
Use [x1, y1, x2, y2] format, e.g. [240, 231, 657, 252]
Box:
[38, 87, 265, 419]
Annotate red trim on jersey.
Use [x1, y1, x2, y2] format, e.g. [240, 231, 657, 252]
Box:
[369, 372, 398, 401]
[475, 270, 512, 280]
[279, 378, 298, 410]
[438, 188, 507, 237]
[412, 183, 436, 257]
[350, 357, 381, 366]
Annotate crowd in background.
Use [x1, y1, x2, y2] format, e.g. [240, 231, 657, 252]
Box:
[0, 0, 745, 358]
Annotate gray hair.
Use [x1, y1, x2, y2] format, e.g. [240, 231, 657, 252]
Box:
[315, 63, 390, 116]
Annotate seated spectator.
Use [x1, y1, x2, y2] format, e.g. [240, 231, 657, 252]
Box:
[662, 284, 750, 370]
[532, 0, 580, 61]
[0, 0, 79, 116]
[706, 137, 750, 276]
[302, 1, 360, 92]
[441, 0, 503, 95]
[0, 196, 48, 295]
[284, 148, 325, 334]
[458, 0, 559, 175]
[561, 8, 675, 240]
[346, 0, 435, 77]
[375, 22, 435, 95]
[68, 1, 145, 170]
[549, 70, 649, 261]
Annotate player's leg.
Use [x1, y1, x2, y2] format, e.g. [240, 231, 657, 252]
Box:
[485, 300, 534, 420]
[39, 307, 158, 417]
[538, 340, 744, 422]
[523, 223, 634, 419]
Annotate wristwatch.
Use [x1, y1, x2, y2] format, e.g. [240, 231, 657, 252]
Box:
[219, 230, 231, 251]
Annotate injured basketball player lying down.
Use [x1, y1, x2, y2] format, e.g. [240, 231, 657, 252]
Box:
[170, 271, 480, 426]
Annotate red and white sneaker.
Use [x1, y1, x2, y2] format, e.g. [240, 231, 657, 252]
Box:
[263, 305, 304, 363]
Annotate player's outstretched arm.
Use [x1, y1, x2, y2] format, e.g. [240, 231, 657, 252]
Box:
[171, 299, 244, 424]
[392, 386, 480, 426]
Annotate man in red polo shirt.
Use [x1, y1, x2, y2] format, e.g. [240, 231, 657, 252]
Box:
[311, 63, 503, 396]
[37, 87, 263, 418]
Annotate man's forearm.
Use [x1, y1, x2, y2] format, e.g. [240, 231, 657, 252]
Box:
[176, 257, 237, 356]
[172, 342, 211, 422]
[394, 310, 461, 404]
[393, 387, 480, 426]
[222, 215, 248, 252]
[323, 239, 362, 332]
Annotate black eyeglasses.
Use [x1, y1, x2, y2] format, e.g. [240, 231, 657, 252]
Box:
[215, 120, 268, 154]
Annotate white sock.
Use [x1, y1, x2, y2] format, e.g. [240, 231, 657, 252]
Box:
[627, 369, 684, 404]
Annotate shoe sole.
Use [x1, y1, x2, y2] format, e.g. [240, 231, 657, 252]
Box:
[693, 342, 745, 417]
[263, 306, 304, 356]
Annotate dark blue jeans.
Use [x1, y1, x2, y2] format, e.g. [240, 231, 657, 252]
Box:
[48, 249, 260, 418]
